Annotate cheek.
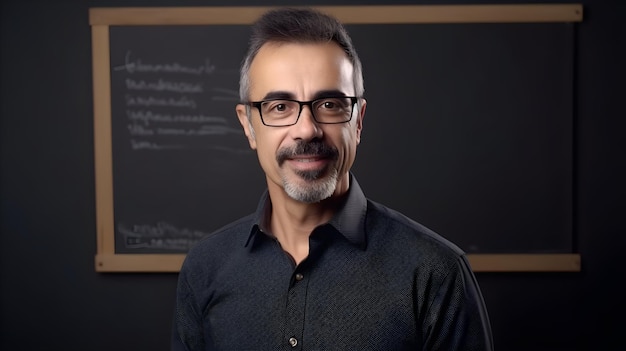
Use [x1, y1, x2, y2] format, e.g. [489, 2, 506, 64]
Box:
[342, 127, 360, 150]
[258, 141, 275, 161]
[335, 128, 359, 166]
[254, 133, 281, 167]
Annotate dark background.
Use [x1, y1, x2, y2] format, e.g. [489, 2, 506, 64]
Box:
[108, 20, 575, 256]
[1, 0, 624, 350]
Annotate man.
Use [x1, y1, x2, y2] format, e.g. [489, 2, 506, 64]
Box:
[172, 7, 493, 351]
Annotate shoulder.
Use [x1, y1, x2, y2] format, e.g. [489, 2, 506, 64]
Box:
[365, 199, 466, 270]
[181, 213, 255, 273]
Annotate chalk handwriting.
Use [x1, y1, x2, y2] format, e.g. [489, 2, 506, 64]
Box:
[129, 139, 251, 152]
[125, 94, 197, 109]
[118, 221, 209, 250]
[114, 51, 216, 75]
[126, 110, 226, 126]
[128, 123, 242, 137]
[128, 123, 154, 136]
[157, 125, 243, 136]
[130, 140, 165, 150]
[114, 50, 244, 151]
[125, 78, 203, 93]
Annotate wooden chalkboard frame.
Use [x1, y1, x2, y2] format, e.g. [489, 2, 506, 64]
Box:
[90, 4, 583, 272]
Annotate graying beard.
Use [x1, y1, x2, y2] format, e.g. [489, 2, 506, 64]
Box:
[283, 169, 338, 203]
[294, 168, 324, 181]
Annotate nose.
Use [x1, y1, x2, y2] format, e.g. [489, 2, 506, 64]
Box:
[291, 105, 322, 140]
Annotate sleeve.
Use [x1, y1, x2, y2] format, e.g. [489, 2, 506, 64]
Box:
[421, 255, 494, 351]
[171, 267, 207, 351]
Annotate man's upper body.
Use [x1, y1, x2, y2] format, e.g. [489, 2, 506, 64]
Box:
[172, 7, 493, 351]
[172, 175, 493, 350]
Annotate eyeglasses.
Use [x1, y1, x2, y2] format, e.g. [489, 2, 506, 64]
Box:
[247, 97, 359, 127]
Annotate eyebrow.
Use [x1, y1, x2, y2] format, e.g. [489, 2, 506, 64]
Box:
[312, 90, 348, 100]
[262, 91, 294, 100]
[261, 89, 348, 101]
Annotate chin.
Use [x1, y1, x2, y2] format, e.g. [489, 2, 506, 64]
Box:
[283, 169, 338, 203]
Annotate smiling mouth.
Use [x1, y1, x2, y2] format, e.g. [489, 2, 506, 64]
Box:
[286, 155, 327, 169]
[276, 141, 338, 166]
[284, 152, 332, 179]
[292, 156, 322, 162]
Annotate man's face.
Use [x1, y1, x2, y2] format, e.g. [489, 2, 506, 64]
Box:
[236, 42, 365, 203]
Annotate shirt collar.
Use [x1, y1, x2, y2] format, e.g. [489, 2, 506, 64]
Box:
[244, 173, 367, 250]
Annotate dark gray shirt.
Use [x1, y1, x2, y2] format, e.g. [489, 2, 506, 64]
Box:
[172, 176, 493, 350]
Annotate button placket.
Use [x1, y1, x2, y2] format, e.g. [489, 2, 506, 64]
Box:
[284, 268, 308, 350]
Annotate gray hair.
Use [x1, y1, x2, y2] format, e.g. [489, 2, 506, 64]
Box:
[239, 7, 365, 119]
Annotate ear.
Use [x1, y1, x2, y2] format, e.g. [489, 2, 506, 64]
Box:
[355, 99, 366, 145]
[236, 104, 257, 149]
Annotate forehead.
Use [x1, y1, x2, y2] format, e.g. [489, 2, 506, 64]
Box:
[248, 42, 355, 98]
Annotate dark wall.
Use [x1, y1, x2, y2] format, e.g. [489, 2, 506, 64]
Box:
[1, 0, 623, 350]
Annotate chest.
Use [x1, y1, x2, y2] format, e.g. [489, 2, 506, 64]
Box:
[203, 242, 420, 350]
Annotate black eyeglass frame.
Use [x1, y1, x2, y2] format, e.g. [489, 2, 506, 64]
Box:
[246, 96, 360, 127]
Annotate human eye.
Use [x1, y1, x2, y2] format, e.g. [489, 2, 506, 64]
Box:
[262, 100, 296, 117]
[315, 98, 350, 114]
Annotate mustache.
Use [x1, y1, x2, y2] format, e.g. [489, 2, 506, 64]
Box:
[276, 140, 339, 165]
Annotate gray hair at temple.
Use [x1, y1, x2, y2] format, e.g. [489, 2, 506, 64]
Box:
[239, 7, 365, 114]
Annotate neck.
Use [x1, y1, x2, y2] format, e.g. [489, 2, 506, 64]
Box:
[266, 174, 349, 264]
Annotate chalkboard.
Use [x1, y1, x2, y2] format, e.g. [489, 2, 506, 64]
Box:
[350, 22, 576, 254]
[90, 5, 583, 272]
[109, 25, 263, 254]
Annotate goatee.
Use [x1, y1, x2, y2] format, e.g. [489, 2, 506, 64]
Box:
[276, 140, 339, 203]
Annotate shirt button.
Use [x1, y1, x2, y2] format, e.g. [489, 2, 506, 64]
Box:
[295, 273, 304, 281]
[288, 337, 298, 347]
